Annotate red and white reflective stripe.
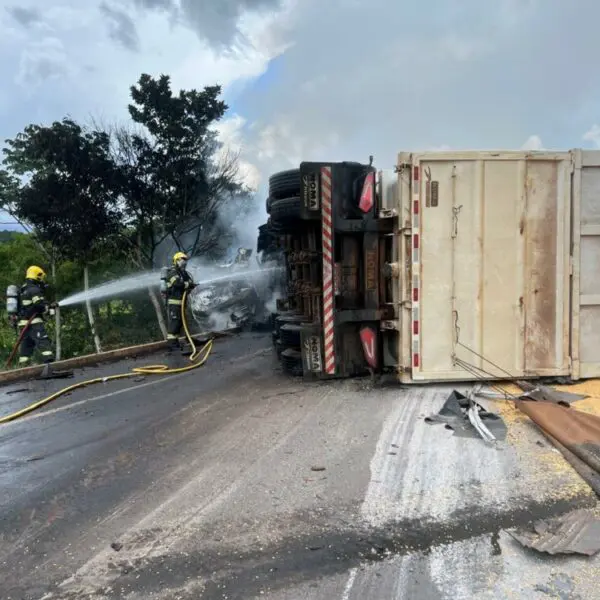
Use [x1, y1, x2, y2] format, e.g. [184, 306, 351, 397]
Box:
[321, 166, 335, 375]
[412, 164, 420, 369]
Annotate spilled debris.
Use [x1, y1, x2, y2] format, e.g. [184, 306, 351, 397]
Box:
[425, 390, 507, 442]
[509, 509, 600, 556]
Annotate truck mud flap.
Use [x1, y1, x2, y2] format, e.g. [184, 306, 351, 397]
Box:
[299, 164, 324, 221]
[300, 322, 367, 379]
[300, 324, 324, 380]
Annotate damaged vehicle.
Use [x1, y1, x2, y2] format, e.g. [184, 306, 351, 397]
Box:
[263, 150, 600, 382]
[189, 247, 282, 332]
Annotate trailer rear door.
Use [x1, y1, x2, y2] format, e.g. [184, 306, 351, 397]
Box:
[571, 149, 600, 379]
[405, 151, 572, 382]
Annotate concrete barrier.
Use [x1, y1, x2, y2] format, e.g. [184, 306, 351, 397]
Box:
[0, 329, 239, 385]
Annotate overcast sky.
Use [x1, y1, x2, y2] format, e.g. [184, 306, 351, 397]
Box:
[1, 0, 600, 229]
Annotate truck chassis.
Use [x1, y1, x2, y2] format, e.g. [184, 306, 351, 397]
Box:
[259, 162, 398, 379]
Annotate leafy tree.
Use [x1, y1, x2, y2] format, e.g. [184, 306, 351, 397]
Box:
[0, 233, 164, 365]
[2, 118, 124, 352]
[113, 73, 251, 265]
[3, 119, 122, 261]
[0, 71, 257, 364]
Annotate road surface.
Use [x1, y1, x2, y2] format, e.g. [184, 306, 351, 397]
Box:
[0, 331, 598, 599]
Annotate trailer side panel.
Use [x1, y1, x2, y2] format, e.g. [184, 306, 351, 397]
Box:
[407, 151, 571, 382]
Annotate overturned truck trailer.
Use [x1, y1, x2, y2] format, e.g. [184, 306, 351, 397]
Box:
[261, 149, 600, 383]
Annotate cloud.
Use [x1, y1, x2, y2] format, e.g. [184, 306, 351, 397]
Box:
[100, 3, 139, 52]
[15, 37, 70, 88]
[3, 0, 600, 239]
[133, 0, 174, 10]
[129, 0, 286, 48]
[212, 114, 261, 190]
[6, 6, 41, 28]
[521, 135, 544, 150]
[178, 0, 284, 48]
[583, 125, 600, 148]
[231, 0, 600, 185]
[0, 1, 284, 143]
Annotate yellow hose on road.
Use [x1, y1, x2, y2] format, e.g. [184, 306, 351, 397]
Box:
[0, 291, 213, 425]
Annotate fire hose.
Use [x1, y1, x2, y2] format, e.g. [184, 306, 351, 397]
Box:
[0, 291, 212, 425]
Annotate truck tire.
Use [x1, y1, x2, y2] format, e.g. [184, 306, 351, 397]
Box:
[275, 314, 304, 337]
[280, 323, 301, 348]
[280, 348, 303, 376]
[270, 196, 301, 223]
[269, 169, 300, 200]
[257, 224, 270, 252]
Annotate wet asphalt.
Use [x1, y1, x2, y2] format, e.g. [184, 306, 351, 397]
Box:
[0, 333, 271, 599]
[0, 332, 598, 600]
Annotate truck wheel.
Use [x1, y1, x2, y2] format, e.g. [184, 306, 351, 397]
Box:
[280, 348, 303, 376]
[275, 314, 304, 337]
[280, 323, 301, 348]
[257, 227, 270, 252]
[269, 169, 300, 200]
[270, 196, 301, 223]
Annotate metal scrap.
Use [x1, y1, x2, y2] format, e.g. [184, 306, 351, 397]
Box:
[425, 390, 507, 442]
[516, 380, 587, 407]
[474, 382, 588, 406]
[467, 403, 497, 443]
[509, 509, 600, 556]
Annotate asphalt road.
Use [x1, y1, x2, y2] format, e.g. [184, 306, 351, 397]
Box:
[0, 332, 598, 599]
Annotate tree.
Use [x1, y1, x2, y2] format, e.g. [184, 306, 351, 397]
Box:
[118, 74, 251, 263]
[2, 118, 123, 353]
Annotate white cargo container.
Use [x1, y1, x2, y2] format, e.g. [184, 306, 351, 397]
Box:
[393, 149, 599, 383]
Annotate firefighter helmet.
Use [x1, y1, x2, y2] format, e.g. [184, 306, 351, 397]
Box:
[173, 251, 188, 265]
[26, 265, 46, 282]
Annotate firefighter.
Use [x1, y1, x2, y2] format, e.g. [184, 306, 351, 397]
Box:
[18, 265, 56, 367]
[165, 252, 196, 351]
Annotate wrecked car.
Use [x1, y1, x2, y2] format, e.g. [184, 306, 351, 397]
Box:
[189, 247, 282, 331]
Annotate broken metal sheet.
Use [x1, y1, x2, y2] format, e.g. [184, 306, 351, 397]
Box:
[425, 390, 507, 441]
[474, 390, 512, 400]
[516, 380, 587, 407]
[509, 509, 600, 556]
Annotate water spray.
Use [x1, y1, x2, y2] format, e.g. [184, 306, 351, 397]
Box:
[58, 266, 284, 308]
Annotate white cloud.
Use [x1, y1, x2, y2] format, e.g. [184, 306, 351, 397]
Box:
[521, 135, 544, 150]
[212, 114, 261, 190]
[3, 0, 600, 238]
[232, 0, 600, 183]
[0, 1, 287, 139]
[583, 125, 600, 148]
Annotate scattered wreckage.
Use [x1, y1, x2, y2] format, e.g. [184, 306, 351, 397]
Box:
[424, 381, 600, 558]
[189, 247, 282, 332]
